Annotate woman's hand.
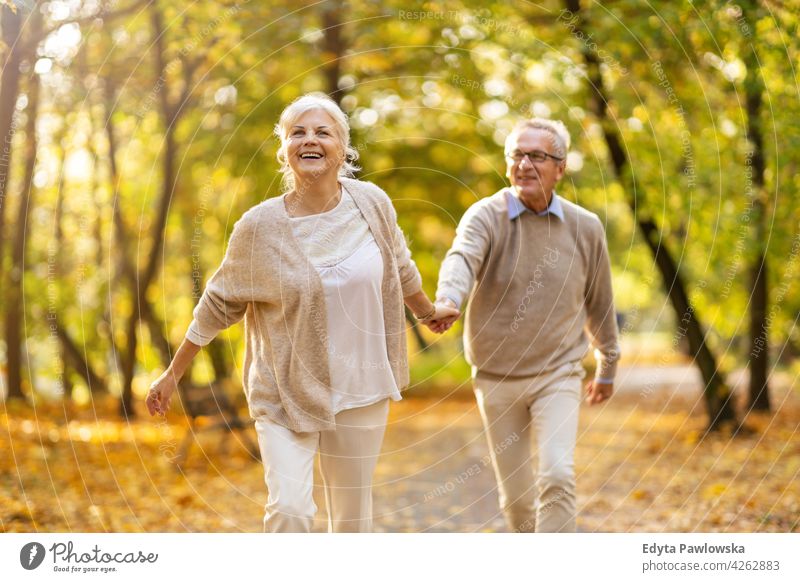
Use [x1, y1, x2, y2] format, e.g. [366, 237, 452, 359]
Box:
[404, 291, 460, 334]
[146, 369, 179, 416]
[144, 338, 202, 417]
[424, 299, 461, 334]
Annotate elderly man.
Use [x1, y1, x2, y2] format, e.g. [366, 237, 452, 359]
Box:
[435, 118, 620, 533]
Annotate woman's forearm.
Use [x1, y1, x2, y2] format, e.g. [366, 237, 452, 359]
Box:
[404, 290, 435, 319]
[167, 337, 203, 380]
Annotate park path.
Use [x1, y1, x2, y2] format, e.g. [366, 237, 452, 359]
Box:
[614, 365, 745, 394]
[310, 365, 793, 532]
[5, 364, 794, 533]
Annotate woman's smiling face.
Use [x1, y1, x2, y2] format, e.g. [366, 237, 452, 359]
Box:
[285, 108, 345, 183]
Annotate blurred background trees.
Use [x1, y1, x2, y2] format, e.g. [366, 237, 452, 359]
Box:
[1, 0, 798, 432]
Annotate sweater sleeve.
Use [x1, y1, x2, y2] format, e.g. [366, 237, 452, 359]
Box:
[584, 218, 620, 382]
[185, 215, 257, 347]
[436, 202, 492, 309]
[395, 221, 423, 297]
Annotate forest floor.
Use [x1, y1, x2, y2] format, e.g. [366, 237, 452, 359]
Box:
[1, 371, 798, 533]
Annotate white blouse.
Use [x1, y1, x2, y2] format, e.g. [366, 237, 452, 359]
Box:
[289, 190, 401, 414]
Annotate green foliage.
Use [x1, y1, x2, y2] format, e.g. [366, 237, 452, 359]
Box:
[4, 0, 799, 398]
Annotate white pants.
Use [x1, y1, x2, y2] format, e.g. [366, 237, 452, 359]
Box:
[254, 398, 389, 533]
[473, 362, 584, 533]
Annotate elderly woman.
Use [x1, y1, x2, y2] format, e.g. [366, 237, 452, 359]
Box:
[146, 92, 459, 533]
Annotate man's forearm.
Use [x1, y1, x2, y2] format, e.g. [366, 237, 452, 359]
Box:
[436, 252, 476, 310]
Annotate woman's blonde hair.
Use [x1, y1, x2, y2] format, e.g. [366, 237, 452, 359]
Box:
[274, 92, 360, 191]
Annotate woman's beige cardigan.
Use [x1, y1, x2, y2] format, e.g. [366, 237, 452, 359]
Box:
[185, 178, 422, 432]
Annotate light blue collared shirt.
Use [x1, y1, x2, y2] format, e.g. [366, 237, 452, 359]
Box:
[505, 189, 566, 222]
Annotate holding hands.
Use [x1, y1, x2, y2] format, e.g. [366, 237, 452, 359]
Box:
[420, 298, 461, 334]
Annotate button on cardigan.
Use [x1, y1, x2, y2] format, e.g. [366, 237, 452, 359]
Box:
[185, 178, 423, 433]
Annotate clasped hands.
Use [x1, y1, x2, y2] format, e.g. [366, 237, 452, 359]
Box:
[420, 298, 461, 334]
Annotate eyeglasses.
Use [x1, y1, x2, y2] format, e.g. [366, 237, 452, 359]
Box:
[506, 149, 564, 164]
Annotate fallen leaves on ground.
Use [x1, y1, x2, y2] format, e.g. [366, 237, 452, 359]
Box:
[1, 385, 798, 532]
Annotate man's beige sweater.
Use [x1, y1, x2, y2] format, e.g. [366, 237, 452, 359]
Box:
[186, 178, 422, 432]
[436, 189, 620, 381]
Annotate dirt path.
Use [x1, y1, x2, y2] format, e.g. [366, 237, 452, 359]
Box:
[2, 380, 797, 533]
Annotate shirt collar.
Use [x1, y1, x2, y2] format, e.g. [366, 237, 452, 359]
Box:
[505, 189, 565, 222]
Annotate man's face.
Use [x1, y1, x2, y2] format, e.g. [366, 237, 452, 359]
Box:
[505, 129, 566, 206]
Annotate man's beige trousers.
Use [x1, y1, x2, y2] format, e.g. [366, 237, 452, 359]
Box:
[474, 361, 584, 533]
[254, 398, 389, 533]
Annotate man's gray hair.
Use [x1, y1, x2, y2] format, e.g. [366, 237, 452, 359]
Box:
[505, 118, 571, 160]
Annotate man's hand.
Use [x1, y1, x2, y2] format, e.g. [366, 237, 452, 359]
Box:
[585, 379, 613, 405]
[424, 298, 461, 334]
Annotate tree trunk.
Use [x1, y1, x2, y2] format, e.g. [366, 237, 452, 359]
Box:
[56, 324, 107, 394]
[206, 340, 230, 383]
[52, 131, 72, 398]
[321, 3, 344, 102]
[0, 3, 24, 292]
[77, 46, 105, 272]
[561, 0, 738, 431]
[740, 0, 770, 412]
[103, 77, 136, 417]
[117, 2, 183, 418]
[75, 45, 115, 394]
[4, 12, 41, 400]
[405, 307, 430, 352]
[180, 202, 229, 381]
[102, 77, 131, 397]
